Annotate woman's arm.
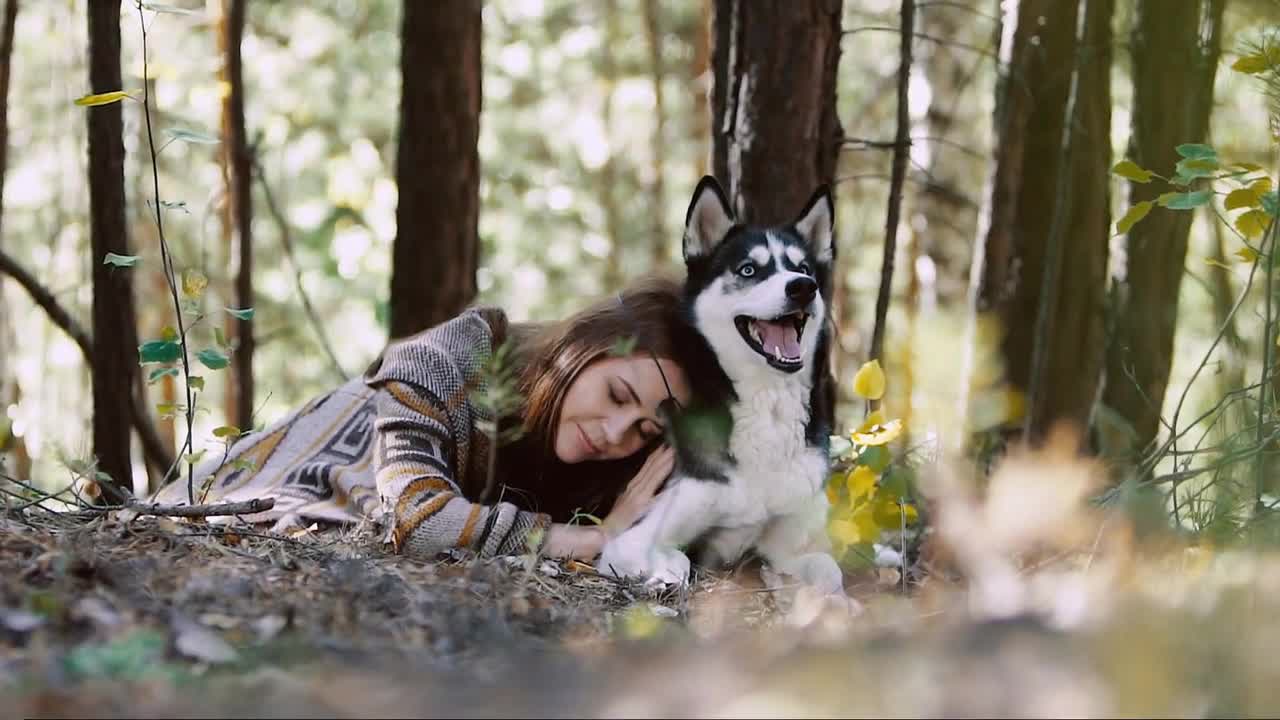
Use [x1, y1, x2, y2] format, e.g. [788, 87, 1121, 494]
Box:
[541, 523, 607, 560]
[373, 379, 552, 559]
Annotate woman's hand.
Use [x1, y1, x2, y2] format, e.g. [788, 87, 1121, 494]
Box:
[602, 444, 675, 540]
[539, 445, 675, 561]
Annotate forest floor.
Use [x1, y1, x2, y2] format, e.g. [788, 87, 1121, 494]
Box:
[4, 484, 1280, 718]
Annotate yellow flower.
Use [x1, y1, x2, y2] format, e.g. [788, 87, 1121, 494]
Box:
[852, 359, 886, 400]
[846, 465, 878, 502]
[857, 410, 887, 433]
[851, 418, 904, 446]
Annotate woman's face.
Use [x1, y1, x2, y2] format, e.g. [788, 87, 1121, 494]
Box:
[554, 354, 692, 464]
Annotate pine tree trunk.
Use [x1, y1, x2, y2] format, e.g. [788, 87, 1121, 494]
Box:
[388, 0, 480, 339]
[973, 0, 1114, 445]
[642, 0, 669, 270]
[1102, 0, 1224, 458]
[220, 0, 254, 431]
[710, 0, 843, 226]
[87, 0, 138, 498]
[0, 0, 20, 472]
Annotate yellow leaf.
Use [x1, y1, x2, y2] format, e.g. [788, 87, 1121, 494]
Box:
[856, 410, 887, 434]
[872, 498, 919, 527]
[1236, 211, 1270, 240]
[1204, 257, 1233, 270]
[1249, 177, 1273, 195]
[181, 268, 208, 299]
[1225, 188, 1260, 211]
[160, 325, 178, 342]
[852, 359, 886, 400]
[1111, 160, 1154, 183]
[1115, 201, 1153, 234]
[851, 418, 904, 446]
[846, 466, 878, 502]
[1233, 53, 1270, 74]
[1235, 245, 1261, 263]
[826, 482, 839, 505]
[1234, 162, 1265, 172]
[74, 90, 134, 106]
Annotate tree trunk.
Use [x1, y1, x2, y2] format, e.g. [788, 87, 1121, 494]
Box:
[1102, 0, 1224, 459]
[710, 0, 843, 226]
[388, 0, 480, 339]
[642, 0, 669, 270]
[87, 0, 137, 498]
[0, 0, 20, 473]
[972, 0, 1114, 445]
[219, 0, 254, 431]
[710, 0, 843, 429]
[600, 0, 624, 291]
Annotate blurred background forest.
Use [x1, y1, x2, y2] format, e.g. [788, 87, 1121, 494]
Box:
[0, 0, 1278, 536]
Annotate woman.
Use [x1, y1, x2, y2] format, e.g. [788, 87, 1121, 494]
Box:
[150, 274, 698, 562]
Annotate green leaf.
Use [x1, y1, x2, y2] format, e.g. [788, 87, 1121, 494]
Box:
[183, 449, 207, 467]
[1262, 191, 1279, 218]
[1232, 53, 1271, 74]
[188, 375, 205, 392]
[1111, 160, 1154, 184]
[1158, 190, 1211, 210]
[103, 252, 139, 268]
[155, 402, 184, 419]
[231, 457, 257, 472]
[608, 335, 638, 357]
[214, 327, 228, 349]
[163, 127, 220, 144]
[138, 340, 182, 364]
[878, 465, 915, 501]
[196, 347, 230, 370]
[225, 306, 255, 321]
[147, 367, 179, 384]
[1175, 143, 1217, 160]
[856, 445, 891, 474]
[1175, 157, 1219, 179]
[212, 425, 242, 439]
[1115, 201, 1154, 234]
[74, 90, 133, 107]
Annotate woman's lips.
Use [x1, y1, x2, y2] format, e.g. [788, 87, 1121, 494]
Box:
[578, 424, 601, 456]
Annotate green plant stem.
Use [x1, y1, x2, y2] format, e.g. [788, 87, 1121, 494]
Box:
[1254, 215, 1280, 511]
[135, 1, 197, 503]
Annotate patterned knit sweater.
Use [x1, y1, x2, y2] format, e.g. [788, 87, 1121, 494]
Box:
[148, 306, 552, 560]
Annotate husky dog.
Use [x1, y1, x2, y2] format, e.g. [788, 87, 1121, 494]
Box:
[597, 176, 845, 597]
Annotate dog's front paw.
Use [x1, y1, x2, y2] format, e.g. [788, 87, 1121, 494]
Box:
[597, 538, 691, 590]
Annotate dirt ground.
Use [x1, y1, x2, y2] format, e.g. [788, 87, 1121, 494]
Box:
[5, 506, 1280, 718]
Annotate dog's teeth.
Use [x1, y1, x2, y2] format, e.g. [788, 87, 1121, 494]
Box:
[773, 346, 783, 362]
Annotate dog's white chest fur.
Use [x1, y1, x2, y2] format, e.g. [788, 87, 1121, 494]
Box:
[718, 377, 827, 525]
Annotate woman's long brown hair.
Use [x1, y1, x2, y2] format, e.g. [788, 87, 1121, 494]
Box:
[492, 273, 707, 522]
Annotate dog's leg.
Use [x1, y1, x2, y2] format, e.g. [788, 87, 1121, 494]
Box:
[754, 501, 845, 596]
[695, 524, 763, 570]
[598, 477, 727, 589]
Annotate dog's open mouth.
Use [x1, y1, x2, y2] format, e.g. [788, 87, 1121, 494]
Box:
[735, 312, 808, 372]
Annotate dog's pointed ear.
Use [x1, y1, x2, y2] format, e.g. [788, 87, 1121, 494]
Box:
[683, 176, 735, 261]
[792, 185, 835, 265]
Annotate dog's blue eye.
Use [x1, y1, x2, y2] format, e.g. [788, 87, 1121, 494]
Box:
[738, 263, 756, 277]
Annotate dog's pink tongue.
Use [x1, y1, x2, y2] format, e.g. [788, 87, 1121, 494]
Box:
[754, 319, 801, 359]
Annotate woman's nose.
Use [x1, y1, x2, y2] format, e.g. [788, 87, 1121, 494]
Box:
[603, 412, 636, 448]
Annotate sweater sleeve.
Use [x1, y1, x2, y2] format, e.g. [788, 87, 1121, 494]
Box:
[372, 379, 551, 559]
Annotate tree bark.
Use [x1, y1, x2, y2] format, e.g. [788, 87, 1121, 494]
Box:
[710, 0, 843, 227]
[1102, 0, 1224, 458]
[0, 0, 20, 474]
[642, 0, 669, 270]
[388, 0, 481, 339]
[972, 0, 1114, 445]
[87, 0, 138, 499]
[219, 0, 254, 431]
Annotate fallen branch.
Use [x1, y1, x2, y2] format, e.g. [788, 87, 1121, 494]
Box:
[120, 497, 275, 518]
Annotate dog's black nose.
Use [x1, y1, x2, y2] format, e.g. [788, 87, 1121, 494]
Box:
[786, 276, 818, 304]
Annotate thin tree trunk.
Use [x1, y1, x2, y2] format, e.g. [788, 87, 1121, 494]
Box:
[219, 0, 254, 431]
[0, 0, 20, 475]
[691, 0, 712, 179]
[87, 0, 137, 500]
[600, 0, 624, 290]
[972, 0, 1114, 445]
[868, 0, 914, 367]
[1102, 0, 1223, 460]
[642, 0, 669, 270]
[388, 0, 481, 339]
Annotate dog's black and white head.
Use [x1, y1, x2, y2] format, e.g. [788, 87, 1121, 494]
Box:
[681, 176, 834, 384]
